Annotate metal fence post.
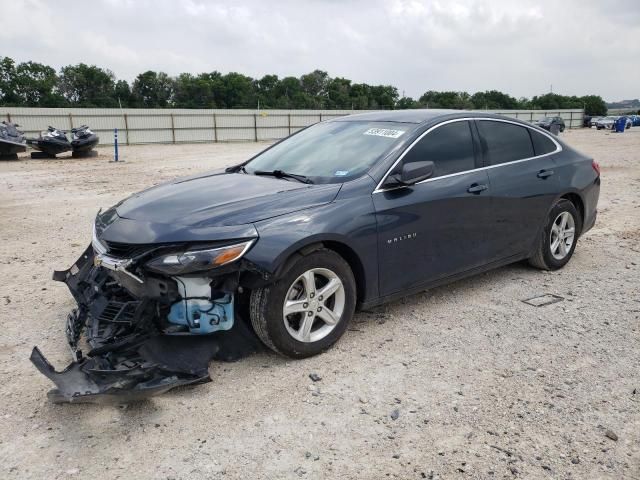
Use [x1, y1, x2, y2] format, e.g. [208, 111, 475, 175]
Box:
[6, 113, 11, 123]
[114, 128, 119, 162]
[68, 113, 73, 130]
[170, 113, 176, 144]
[288, 113, 291, 136]
[253, 113, 258, 142]
[213, 113, 218, 142]
[569, 111, 573, 129]
[124, 113, 130, 145]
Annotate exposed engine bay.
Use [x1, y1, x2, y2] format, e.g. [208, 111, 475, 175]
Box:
[31, 236, 264, 404]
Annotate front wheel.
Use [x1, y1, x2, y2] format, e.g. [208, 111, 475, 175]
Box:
[249, 248, 356, 358]
[528, 199, 582, 270]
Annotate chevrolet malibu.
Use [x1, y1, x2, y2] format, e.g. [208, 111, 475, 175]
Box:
[32, 110, 600, 403]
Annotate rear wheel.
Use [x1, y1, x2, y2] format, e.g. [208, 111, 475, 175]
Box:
[528, 199, 582, 270]
[249, 249, 356, 358]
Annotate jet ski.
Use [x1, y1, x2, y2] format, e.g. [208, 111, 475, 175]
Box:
[0, 121, 27, 158]
[27, 126, 72, 158]
[71, 125, 99, 156]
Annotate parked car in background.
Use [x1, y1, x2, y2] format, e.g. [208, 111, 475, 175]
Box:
[595, 117, 616, 130]
[534, 116, 565, 132]
[630, 115, 640, 127]
[588, 117, 602, 128]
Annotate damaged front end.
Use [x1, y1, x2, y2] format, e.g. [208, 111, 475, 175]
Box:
[31, 222, 265, 404]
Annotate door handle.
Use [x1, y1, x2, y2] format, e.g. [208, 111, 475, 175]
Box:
[467, 183, 488, 194]
[537, 169, 555, 179]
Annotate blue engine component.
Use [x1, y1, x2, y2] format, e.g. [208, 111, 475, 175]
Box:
[167, 277, 234, 334]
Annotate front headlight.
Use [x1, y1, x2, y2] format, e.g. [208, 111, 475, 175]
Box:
[145, 240, 255, 275]
[92, 221, 108, 255]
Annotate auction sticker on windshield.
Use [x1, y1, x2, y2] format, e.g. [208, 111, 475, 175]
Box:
[363, 128, 405, 139]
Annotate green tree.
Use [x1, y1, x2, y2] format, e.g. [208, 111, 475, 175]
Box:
[13, 61, 64, 107]
[255, 74, 279, 108]
[173, 73, 217, 108]
[370, 85, 398, 109]
[200, 71, 225, 107]
[273, 76, 302, 108]
[580, 95, 607, 116]
[470, 90, 519, 110]
[349, 83, 372, 109]
[300, 70, 330, 108]
[114, 80, 133, 107]
[132, 71, 174, 107]
[220, 72, 255, 108]
[59, 63, 117, 107]
[396, 96, 418, 109]
[418, 91, 473, 109]
[326, 77, 351, 109]
[0, 56, 18, 105]
[0, 56, 610, 114]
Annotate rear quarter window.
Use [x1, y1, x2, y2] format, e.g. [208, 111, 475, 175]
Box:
[530, 129, 557, 156]
[477, 120, 534, 165]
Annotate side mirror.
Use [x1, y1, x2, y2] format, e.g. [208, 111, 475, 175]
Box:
[386, 161, 435, 187]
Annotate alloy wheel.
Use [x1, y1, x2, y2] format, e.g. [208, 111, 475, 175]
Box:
[549, 211, 575, 260]
[282, 268, 345, 343]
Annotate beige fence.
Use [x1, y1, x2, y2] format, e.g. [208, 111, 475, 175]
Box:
[1, 107, 585, 146]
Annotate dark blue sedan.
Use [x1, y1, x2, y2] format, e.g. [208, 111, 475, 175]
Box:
[32, 110, 600, 403]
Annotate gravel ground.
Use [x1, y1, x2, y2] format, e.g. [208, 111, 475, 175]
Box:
[0, 128, 638, 480]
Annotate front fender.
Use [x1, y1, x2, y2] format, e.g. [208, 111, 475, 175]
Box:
[246, 191, 379, 303]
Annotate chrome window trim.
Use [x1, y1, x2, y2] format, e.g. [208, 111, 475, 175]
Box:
[373, 117, 563, 194]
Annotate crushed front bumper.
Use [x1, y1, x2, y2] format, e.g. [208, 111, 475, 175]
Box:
[31, 246, 260, 404]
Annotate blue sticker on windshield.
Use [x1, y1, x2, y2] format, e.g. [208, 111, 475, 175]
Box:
[334, 170, 349, 176]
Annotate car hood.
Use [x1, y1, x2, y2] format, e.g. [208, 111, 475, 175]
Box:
[115, 171, 342, 228]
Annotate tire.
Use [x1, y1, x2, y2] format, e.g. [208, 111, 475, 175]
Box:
[249, 248, 356, 358]
[529, 199, 582, 270]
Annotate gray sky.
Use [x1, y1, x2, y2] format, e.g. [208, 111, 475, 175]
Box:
[2, 0, 639, 101]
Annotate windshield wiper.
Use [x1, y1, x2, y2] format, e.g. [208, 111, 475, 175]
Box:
[253, 169, 314, 184]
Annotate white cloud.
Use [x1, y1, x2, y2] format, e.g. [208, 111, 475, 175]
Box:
[1, 0, 638, 101]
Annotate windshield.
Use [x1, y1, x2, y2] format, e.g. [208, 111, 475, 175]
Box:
[540, 117, 553, 122]
[245, 121, 415, 184]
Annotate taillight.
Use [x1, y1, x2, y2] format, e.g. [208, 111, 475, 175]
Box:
[592, 160, 600, 176]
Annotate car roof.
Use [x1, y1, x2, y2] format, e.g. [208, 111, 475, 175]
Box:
[332, 109, 534, 126]
[334, 109, 464, 124]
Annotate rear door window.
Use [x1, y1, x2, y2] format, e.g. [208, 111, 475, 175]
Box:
[477, 120, 534, 165]
[530, 129, 557, 156]
[401, 120, 476, 178]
